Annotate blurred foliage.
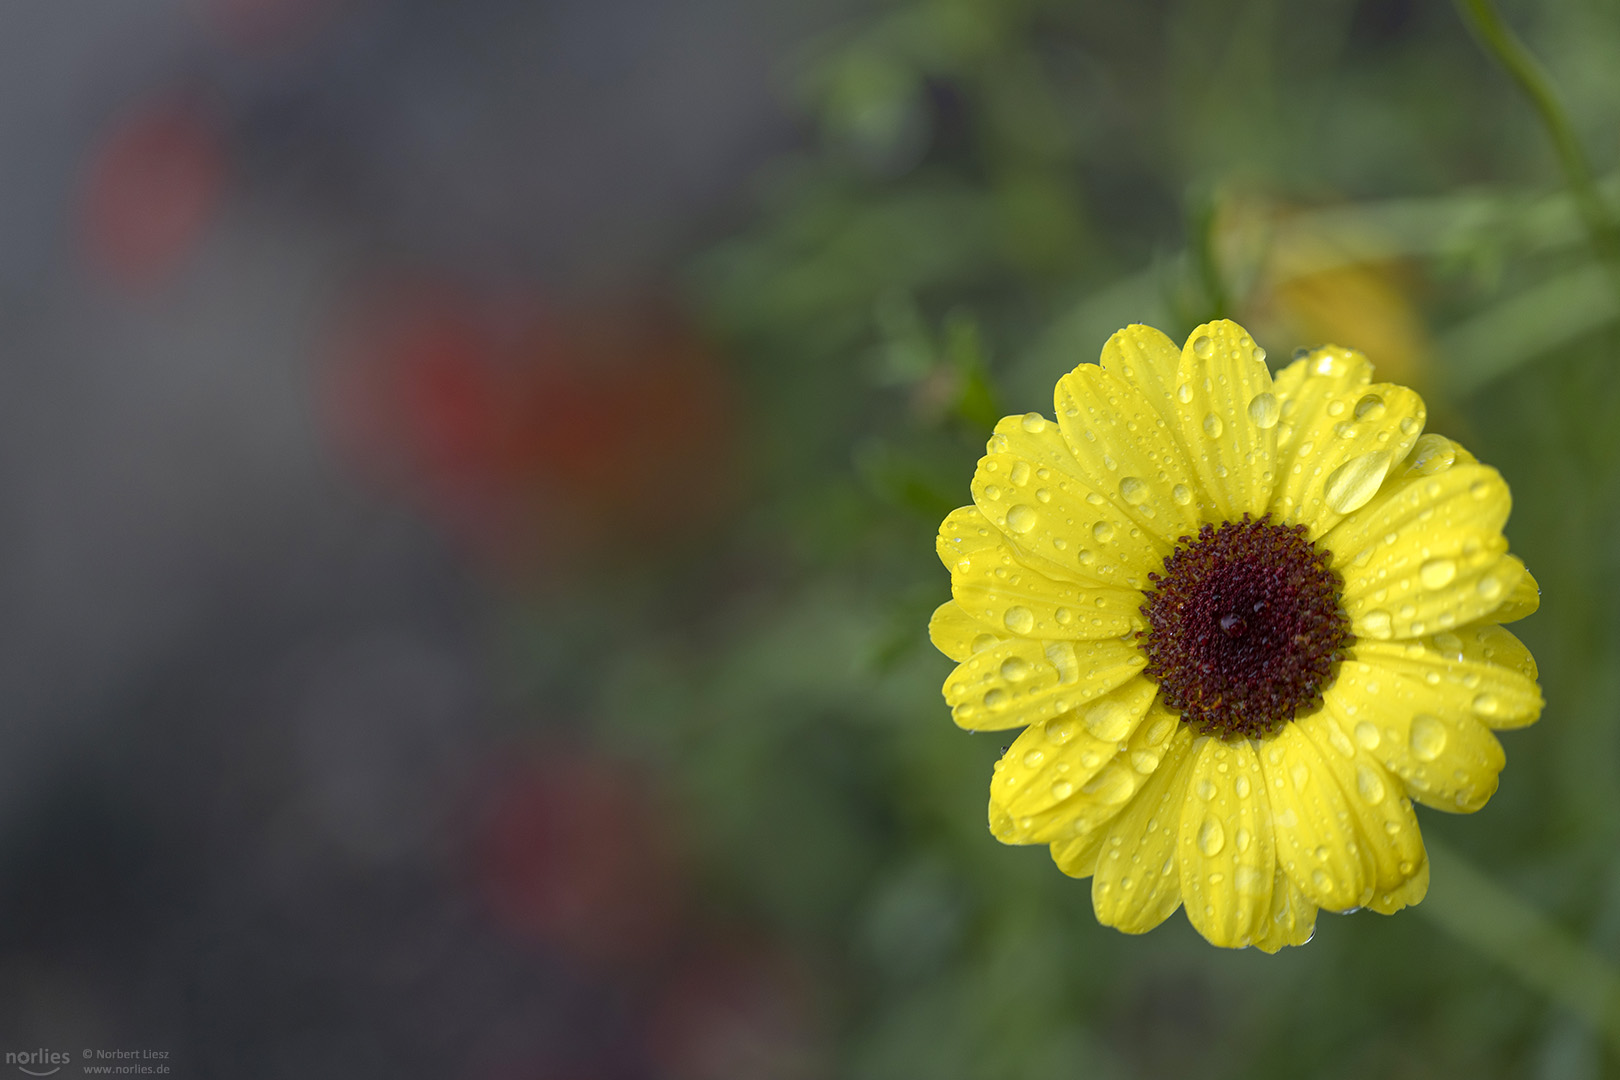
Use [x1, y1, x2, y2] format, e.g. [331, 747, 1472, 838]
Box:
[532, 0, 1620, 1075]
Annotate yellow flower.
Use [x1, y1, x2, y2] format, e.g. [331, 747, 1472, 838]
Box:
[929, 319, 1542, 951]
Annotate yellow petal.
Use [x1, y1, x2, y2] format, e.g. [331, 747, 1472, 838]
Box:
[996, 691, 1179, 845]
[1322, 660, 1506, 812]
[1053, 362, 1206, 546]
[1325, 460, 1523, 640]
[1170, 320, 1279, 520]
[927, 601, 1003, 662]
[984, 683, 1166, 829]
[1365, 851, 1429, 915]
[987, 679, 1160, 841]
[1491, 566, 1540, 623]
[936, 505, 1000, 572]
[1248, 865, 1319, 953]
[950, 537, 1144, 641]
[1091, 726, 1196, 934]
[1049, 821, 1108, 878]
[944, 636, 1145, 731]
[1269, 356, 1426, 534]
[1256, 725, 1374, 911]
[1177, 737, 1277, 949]
[1355, 625, 1543, 731]
[972, 425, 1162, 591]
[1293, 710, 1427, 904]
[1098, 323, 1183, 421]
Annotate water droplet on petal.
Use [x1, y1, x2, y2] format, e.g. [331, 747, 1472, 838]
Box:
[1356, 763, 1387, 804]
[1247, 392, 1280, 429]
[1051, 779, 1074, 799]
[1118, 476, 1149, 505]
[1360, 609, 1393, 639]
[1000, 657, 1031, 680]
[1020, 413, 1047, 433]
[1410, 714, 1447, 761]
[1420, 558, 1457, 589]
[1354, 394, 1386, 421]
[1192, 334, 1214, 359]
[1324, 451, 1392, 514]
[1092, 521, 1114, 543]
[1354, 721, 1380, 749]
[1022, 749, 1044, 768]
[1408, 434, 1455, 475]
[1197, 817, 1225, 856]
[1472, 692, 1500, 717]
[1003, 607, 1035, 634]
[1203, 412, 1224, 438]
[983, 688, 1006, 708]
[1008, 461, 1031, 485]
[1171, 483, 1192, 506]
[1006, 504, 1037, 534]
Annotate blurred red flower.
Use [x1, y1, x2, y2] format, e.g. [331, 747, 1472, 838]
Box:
[471, 745, 685, 970]
[325, 281, 737, 574]
[646, 940, 823, 1080]
[80, 94, 227, 291]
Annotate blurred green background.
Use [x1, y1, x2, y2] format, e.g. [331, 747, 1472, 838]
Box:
[6, 0, 1620, 1075]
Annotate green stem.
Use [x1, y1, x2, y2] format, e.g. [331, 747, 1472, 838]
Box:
[1455, 0, 1620, 301]
[1420, 839, 1620, 1057]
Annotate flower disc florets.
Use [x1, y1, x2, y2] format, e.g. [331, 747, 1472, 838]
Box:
[1138, 514, 1351, 739]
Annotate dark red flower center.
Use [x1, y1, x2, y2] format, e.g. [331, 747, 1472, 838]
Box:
[1137, 514, 1351, 740]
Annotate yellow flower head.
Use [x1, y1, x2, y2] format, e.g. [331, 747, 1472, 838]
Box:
[930, 320, 1542, 951]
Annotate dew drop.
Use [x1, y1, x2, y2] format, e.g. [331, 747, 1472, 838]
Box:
[1324, 451, 1392, 514]
[1054, 607, 1074, 625]
[1176, 383, 1193, 403]
[1202, 412, 1224, 438]
[970, 633, 1000, 654]
[1000, 657, 1031, 680]
[1195, 779, 1216, 801]
[1051, 779, 1074, 800]
[1045, 717, 1077, 745]
[1234, 775, 1251, 798]
[1003, 606, 1035, 634]
[1192, 334, 1214, 359]
[1408, 434, 1454, 475]
[1196, 817, 1225, 856]
[1081, 768, 1135, 804]
[983, 483, 1003, 501]
[1171, 483, 1192, 506]
[1008, 461, 1031, 485]
[1354, 721, 1381, 749]
[1410, 714, 1447, 761]
[1006, 504, 1037, 534]
[1083, 698, 1135, 741]
[1092, 521, 1115, 543]
[1020, 413, 1047, 433]
[1360, 609, 1394, 640]
[1356, 763, 1387, 804]
[1472, 692, 1500, 717]
[1118, 476, 1149, 505]
[1420, 558, 1457, 589]
[1247, 392, 1280, 429]
[1476, 574, 1504, 600]
[1022, 749, 1044, 768]
[1354, 394, 1387, 421]
[983, 688, 1006, 708]
[1311, 868, 1333, 892]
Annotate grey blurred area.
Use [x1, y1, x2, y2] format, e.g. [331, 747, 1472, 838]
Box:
[0, 0, 836, 1072]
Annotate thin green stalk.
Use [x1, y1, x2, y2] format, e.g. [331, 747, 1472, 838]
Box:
[1455, 0, 1620, 301]
[1420, 840, 1620, 1058]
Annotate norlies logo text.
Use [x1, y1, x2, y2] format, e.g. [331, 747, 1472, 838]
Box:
[5, 1049, 70, 1077]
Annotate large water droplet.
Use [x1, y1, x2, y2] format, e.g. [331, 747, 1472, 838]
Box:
[1323, 451, 1392, 514]
[1195, 779, 1216, 801]
[1420, 558, 1457, 588]
[1081, 768, 1134, 804]
[1118, 476, 1149, 505]
[1354, 394, 1386, 421]
[1360, 609, 1394, 640]
[1092, 521, 1115, 543]
[1171, 483, 1192, 506]
[1202, 412, 1224, 438]
[1196, 817, 1225, 856]
[1008, 461, 1031, 485]
[983, 688, 1006, 708]
[1005, 504, 1037, 534]
[1050, 779, 1074, 800]
[1083, 697, 1135, 741]
[1020, 413, 1047, 432]
[1356, 763, 1387, 804]
[1476, 574, 1504, 600]
[1410, 714, 1447, 761]
[1192, 334, 1214, 359]
[1022, 749, 1044, 768]
[1000, 657, 1031, 680]
[1247, 392, 1280, 429]
[1408, 434, 1455, 475]
[1472, 692, 1500, 717]
[1354, 721, 1381, 749]
[1176, 383, 1193, 403]
[1003, 607, 1035, 634]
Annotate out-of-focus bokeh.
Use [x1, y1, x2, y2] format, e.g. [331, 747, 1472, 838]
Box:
[3, 0, 1618, 1075]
